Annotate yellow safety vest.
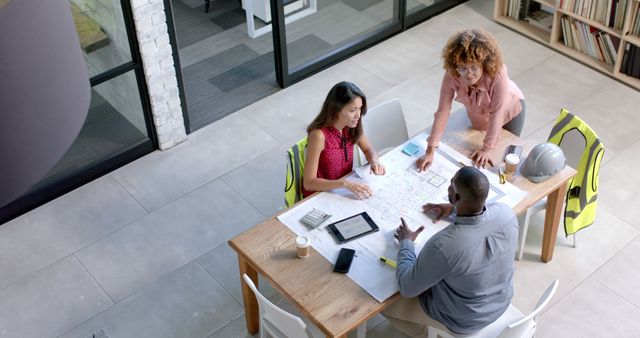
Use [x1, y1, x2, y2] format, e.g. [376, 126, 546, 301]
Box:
[284, 137, 307, 208]
[547, 109, 605, 236]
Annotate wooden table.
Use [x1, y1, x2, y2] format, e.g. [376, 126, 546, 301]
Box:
[229, 127, 576, 338]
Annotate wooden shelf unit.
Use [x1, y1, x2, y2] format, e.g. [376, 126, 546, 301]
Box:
[494, 0, 640, 90]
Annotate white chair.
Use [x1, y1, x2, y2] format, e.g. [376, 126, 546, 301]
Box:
[515, 120, 597, 260]
[355, 98, 409, 167]
[428, 280, 559, 338]
[242, 274, 322, 338]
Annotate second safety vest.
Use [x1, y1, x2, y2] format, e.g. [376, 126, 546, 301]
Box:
[548, 109, 605, 236]
[284, 137, 307, 208]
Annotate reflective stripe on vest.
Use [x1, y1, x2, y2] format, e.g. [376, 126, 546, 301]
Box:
[284, 137, 307, 208]
[548, 109, 605, 236]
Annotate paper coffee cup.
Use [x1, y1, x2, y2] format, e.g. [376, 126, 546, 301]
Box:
[296, 236, 310, 258]
[505, 153, 520, 174]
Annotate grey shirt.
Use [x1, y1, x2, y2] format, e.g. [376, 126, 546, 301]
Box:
[396, 202, 518, 334]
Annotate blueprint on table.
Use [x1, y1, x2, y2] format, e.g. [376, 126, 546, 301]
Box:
[277, 131, 527, 302]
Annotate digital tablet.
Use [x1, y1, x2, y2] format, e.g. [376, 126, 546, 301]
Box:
[327, 212, 379, 244]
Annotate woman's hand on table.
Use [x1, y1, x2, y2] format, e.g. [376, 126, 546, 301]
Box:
[470, 149, 494, 168]
[370, 161, 386, 175]
[344, 180, 374, 199]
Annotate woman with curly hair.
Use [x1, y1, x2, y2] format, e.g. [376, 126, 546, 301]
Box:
[417, 29, 525, 170]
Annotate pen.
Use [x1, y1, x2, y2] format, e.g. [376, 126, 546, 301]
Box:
[499, 167, 506, 184]
[380, 256, 397, 268]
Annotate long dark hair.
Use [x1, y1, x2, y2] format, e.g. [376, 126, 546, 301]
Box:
[307, 81, 367, 143]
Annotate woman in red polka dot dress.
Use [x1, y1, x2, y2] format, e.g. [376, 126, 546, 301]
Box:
[302, 81, 385, 199]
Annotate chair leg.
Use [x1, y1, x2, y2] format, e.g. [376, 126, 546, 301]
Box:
[204, 0, 210, 13]
[516, 210, 532, 261]
[356, 322, 367, 338]
[572, 233, 576, 248]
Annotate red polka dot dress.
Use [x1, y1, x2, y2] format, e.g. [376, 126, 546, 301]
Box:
[302, 126, 354, 198]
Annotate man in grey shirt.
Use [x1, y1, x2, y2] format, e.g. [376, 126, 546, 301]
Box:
[383, 166, 518, 336]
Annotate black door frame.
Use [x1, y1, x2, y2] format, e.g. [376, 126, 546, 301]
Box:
[270, 0, 467, 88]
[0, 0, 157, 224]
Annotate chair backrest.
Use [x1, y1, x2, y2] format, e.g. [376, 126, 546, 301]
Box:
[498, 279, 559, 338]
[427, 280, 559, 338]
[284, 137, 308, 208]
[242, 274, 313, 338]
[356, 99, 409, 166]
[555, 128, 584, 169]
[547, 109, 605, 236]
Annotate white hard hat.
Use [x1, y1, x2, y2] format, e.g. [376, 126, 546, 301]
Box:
[521, 143, 566, 183]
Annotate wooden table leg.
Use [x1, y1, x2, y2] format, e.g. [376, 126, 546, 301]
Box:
[238, 255, 259, 334]
[541, 184, 568, 262]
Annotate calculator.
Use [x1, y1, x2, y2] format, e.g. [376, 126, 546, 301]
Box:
[300, 208, 332, 229]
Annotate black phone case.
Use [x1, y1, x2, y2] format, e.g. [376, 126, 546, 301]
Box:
[333, 248, 355, 273]
[327, 212, 379, 244]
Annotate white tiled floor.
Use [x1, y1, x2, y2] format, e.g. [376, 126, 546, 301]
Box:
[1, 0, 640, 337]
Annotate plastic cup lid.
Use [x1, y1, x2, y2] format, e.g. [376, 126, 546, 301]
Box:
[296, 236, 310, 247]
[505, 153, 520, 164]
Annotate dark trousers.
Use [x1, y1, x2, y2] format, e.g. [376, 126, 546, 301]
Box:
[502, 99, 526, 136]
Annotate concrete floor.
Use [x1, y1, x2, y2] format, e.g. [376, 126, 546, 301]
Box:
[2, 0, 640, 337]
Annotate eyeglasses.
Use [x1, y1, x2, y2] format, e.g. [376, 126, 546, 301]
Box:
[456, 64, 482, 75]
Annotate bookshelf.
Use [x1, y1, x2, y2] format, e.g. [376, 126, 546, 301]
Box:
[494, 0, 640, 90]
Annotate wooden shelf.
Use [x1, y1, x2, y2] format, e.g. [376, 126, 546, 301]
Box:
[534, 0, 555, 8]
[556, 8, 622, 36]
[495, 0, 640, 90]
[625, 34, 640, 47]
[616, 71, 640, 86]
[495, 15, 551, 43]
[551, 41, 616, 72]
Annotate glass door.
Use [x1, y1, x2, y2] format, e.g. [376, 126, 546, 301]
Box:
[404, 0, 467, 28]
[270, 0, 403, 86]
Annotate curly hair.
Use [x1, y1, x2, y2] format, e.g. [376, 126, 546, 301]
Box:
[442, 29, 503, 78]
[307, 81, 367, 143]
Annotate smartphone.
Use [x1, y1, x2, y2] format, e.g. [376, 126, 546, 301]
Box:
[333, 248, 356, 273]
[505, 144, 523, 159]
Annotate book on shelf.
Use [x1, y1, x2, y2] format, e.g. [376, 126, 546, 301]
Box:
[560, 16, 574, 48]
[621, 43, 632, 75]
[505, 0, 544, 21]
[526, 10, 554, 31]
[621, 44, 640, 78]
[563, 0, 629, 28]
[633, 45, 640, 78]
[631, 4, 640, 36]
[613, 0, 629, 30]
[560, 15, 618, 65]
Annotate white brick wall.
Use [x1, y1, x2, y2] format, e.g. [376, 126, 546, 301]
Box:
[131, 0, 186, 150]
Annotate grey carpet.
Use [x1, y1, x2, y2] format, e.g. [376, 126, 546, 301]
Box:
[209, 7, 246, 29]
[182, 44, 278, 131]
[172, 0, 245, 48]
[208, 34, 331, 91]
[184, 34, 332, 130]
[208, 53, 275, 92]
[189, 78, 280, 129]
[183, 44, 260, 83]
[178, 0, 203, 9]
[341, 0, 386, 11]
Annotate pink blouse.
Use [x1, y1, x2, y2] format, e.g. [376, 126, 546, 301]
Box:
[427, 64, 524, 151]
[302, 126, 354, 198]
